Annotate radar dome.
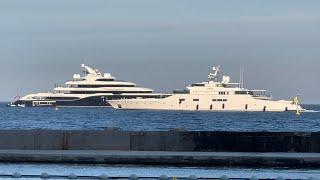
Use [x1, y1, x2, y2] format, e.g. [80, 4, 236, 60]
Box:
[104, 73, 112, 78]
[73, 74, 81, 80]
[222, 76, 230, 84]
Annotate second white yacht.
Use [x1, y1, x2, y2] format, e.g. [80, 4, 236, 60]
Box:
[108, 66, 303, 112]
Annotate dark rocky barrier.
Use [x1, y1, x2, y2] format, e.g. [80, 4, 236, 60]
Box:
[1, 150, 320, 168]
[0, 130, 318, 152]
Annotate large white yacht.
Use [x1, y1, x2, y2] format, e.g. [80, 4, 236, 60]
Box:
[13, 64, 167, 107]
[108, 66, 303, 112]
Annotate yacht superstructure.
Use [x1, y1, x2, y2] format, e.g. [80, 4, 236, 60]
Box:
[108, 66, 303, 112]
[13, 64, 167, 107]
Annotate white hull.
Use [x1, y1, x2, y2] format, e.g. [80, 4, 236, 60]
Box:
[108, 94, 302, 112]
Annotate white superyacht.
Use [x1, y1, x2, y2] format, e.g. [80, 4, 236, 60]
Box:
[108, 66, 303, 112]
[12, 64, 167, 107]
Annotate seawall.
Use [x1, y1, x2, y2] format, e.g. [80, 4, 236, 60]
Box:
[0, 130, 318, 152]
[0, 130, 319, 167]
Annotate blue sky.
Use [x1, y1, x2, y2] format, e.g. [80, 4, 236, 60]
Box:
[0, 0, 319, 103]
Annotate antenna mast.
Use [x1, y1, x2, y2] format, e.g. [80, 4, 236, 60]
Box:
[239, 67, 241, 88]
[242, 67, 244, 88]
[239, 66, 244, 88]
[208, 65, 220, 82]
[84, 56, 87, 76]
[239, 67, 242, 88]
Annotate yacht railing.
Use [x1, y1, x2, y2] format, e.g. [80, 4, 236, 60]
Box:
[252, 90, 271, 99]
[173, 89, 190, 94]
[54, 83, 75, 88]
[54, 83, 65, 88]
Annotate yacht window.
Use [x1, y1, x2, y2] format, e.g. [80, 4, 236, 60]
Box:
[222, 104, 225, 109]
[179, 99, 185, 104]
[192, 84, 205, 87]
[223, 99, 227, 102]
[78, 85, 135, 88]
[45, 97, 79, 100]
[245, 104, 248, 110]
[212, 99, 217, 101]
[219, 92, 226, 95]
[236, 91, 246, 95]
[196, 104, 199, 110]
[217, 99, 223, 102]
[96, 79, 114, 81]
[235, 91, 253, 95]
[69, 91, 153, 94]
[193, 99, 199, 102]
[210, 104, 213, 110]
[173, 89, 190, 94]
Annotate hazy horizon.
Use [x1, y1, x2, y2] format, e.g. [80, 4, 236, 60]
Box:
[1, 0, 319, 103]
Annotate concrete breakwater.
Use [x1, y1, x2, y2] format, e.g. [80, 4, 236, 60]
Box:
[2, 150, 320, 168]
[0, 130, 320, 167]
[0, 130, 318, 152]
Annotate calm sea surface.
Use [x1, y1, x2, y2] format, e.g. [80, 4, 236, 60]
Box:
[1, 103, 320, 178]
[0, 102, 319, 131]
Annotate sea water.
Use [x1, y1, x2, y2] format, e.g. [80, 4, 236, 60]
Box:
[1, 103, 320, 179]
[0, 103, 319, 131]
[0, 163, 320, 179]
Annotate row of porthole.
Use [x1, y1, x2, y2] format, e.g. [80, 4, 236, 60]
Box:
[248, 105, 287, 112]
[196, 104, 226, 110]
[194, 104, 274, 111]
[179, 99, 228, 104]
[119, 103, 286, 112]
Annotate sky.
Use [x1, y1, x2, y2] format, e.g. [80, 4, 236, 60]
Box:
[0, 0, 319, 103]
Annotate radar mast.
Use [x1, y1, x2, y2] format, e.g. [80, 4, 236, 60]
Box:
[81, 64, 99, 76]
[208, 65, 220, 82]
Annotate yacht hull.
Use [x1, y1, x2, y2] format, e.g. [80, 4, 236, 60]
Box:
[108, 94, 302, 112]
[13, 96, 111, 107]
